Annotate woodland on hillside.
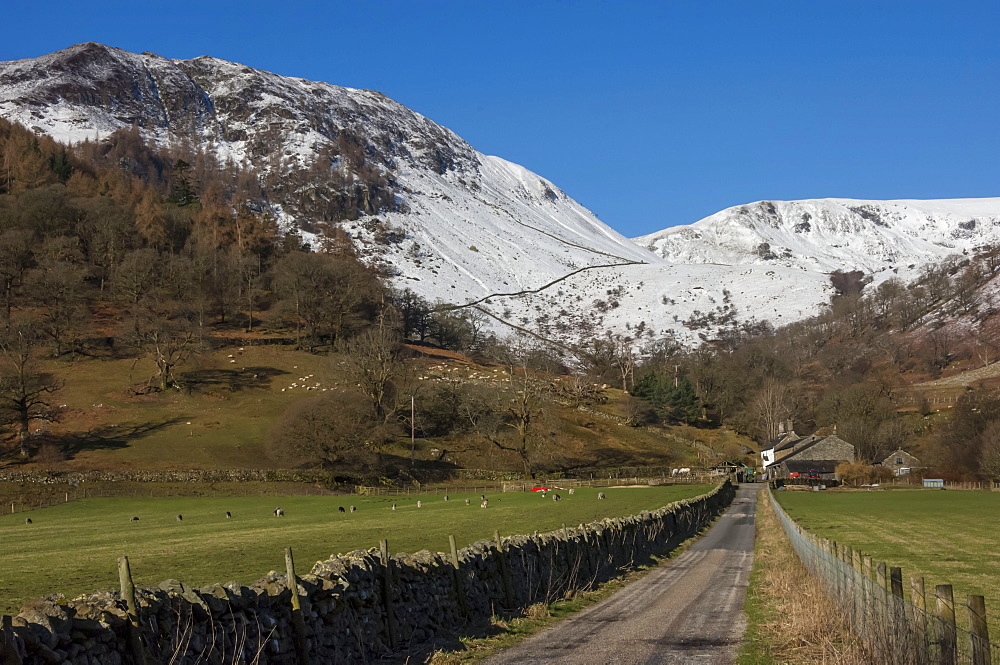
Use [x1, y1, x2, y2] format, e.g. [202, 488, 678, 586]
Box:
[1, 117, 998, 482]
[0, 118, 690, 479]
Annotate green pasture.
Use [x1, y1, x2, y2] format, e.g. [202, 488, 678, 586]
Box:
[0, 483, 713, 615]
[775, 489, 1000, 633]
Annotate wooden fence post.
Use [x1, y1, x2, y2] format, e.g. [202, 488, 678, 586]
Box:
[875, 562, 890, 649]
[968, 594, 991, 665]
[911, 576, 927, 655]
[494, 530, 515, 610]
[847, 548, 861, 633]
[284, 547, 311, 665]
[890, 567, 905, 655]
[861, 554, 873, 644]
[841, 546, 856, 627]
[378, 539, 397, 650]
[117, 556, 147, 665]
[936, 584, 956, 665]
[448, 535, 470, 618]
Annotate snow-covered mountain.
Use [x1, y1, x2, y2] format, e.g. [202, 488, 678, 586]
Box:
[636, 198, 1000, 283]
[0, 43, 657, 309]
[3, 43, 996, 347]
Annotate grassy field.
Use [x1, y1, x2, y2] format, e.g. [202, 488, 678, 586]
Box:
[0, 483, 713, 615]
[775, 488, 1000, 634]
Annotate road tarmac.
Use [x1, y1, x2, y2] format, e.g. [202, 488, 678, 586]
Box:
[484, 484, 760, 665]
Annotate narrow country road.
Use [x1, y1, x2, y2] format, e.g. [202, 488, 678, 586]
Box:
[484, 484, 760, 665]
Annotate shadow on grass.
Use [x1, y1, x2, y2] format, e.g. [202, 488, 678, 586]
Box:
[34, 418, 190, 459]
[178, 366, 288, 393]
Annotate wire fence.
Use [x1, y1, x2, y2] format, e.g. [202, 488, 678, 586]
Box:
[770, 489, 999, 665]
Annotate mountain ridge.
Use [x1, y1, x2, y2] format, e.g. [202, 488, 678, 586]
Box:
[636, 197, 1000, 281]
[3, 43, 998, 346]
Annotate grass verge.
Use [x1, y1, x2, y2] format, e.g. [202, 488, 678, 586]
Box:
[736, 491, 864, 665]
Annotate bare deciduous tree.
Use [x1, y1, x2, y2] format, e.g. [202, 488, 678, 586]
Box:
[341, 315, 405, 422]
[0, 322, 63, 456]
[753, 379, 796, 443]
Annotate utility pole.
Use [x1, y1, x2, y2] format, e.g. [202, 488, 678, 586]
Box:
[410, 395, 415, 466]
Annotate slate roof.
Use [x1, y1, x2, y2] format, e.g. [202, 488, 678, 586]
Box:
[762, 431, 801, 452]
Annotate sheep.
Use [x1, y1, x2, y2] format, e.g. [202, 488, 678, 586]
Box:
[416, 500, 422, 508]
[176, 514, 183, 521]
[480, 499, 488, 508]
[552, 494, 561, 502]
[568, 488, 576, 495]
[443, 495, 449, 501]
[597, 492, 606, 500]
[349, 505, 356, 513]
[130, 516, 140, 522]
[24, 518, 32, 525]
[225, 511, 232, 519]
[338, 506, 346, 513]
[274, 508, 284, 517]
[481, 494, 486, 501]
[465, 498, 471, 505]
[392, 503, 397, 511]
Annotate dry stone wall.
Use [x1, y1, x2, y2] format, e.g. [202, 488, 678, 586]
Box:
[0, 481, 735, 664]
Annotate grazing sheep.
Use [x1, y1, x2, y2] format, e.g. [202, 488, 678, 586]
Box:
[443, 495, 449, 501]
[552, 494, 561, 502]
[481, 494, 486, 501]
[130, 516, 140, 522]
[274, 508, 284, 517]
[225, 511, 232, 519]
[24, 518, 32, 525]
[597, 492, 606, 500]
[480, 499, 488, 508]
[338, 506, 346, 513]
[465, 498, 471, 505]
[176, 514, 183, 521]
[392, 503, 397, 511]
[349, 505, 356, 513]
[416, 500, 422, 508]
[568, 488, 576, 495]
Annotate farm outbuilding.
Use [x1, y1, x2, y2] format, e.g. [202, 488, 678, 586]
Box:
[881, 449, 922, 476]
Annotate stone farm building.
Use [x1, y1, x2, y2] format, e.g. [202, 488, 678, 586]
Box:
[761, 423, 856, 480]
[880, 449, 922, 476]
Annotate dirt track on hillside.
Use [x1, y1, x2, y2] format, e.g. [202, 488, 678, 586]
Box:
[484, 485, 759, 665]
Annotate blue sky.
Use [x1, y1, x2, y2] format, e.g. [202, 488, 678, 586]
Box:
[3, 1, 999, 237]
